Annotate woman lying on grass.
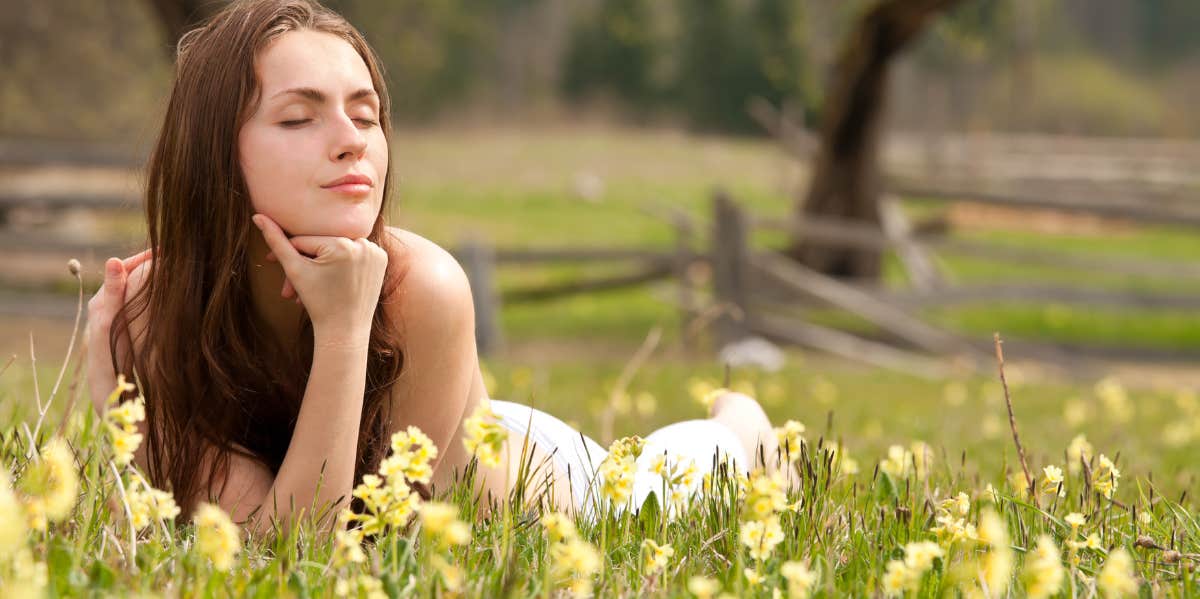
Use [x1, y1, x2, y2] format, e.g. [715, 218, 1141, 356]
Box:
[85, 0, 781, 538]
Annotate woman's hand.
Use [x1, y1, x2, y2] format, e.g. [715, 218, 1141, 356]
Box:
[86, 249, 153, 411]
[252, 214, 388, 345]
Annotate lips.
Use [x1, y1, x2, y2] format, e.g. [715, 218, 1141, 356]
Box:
[322, 174, 373, 188]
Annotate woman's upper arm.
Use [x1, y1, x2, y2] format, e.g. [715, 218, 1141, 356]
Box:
[197, 443, 275, 525]
[387, 242, 481, 466]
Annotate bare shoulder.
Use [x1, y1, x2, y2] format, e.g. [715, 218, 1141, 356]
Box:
[383, 227, 474, 327]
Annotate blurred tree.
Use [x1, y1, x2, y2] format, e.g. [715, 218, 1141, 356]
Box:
[561, 0, 666, 120]
[144, 0, 224, 52]
[327, 0, 491, 121]
[674, 0, 761, 132]
[785, 0, 964, 280]
[746, 0, 818, 126]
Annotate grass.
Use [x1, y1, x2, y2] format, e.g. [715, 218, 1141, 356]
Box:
[0, 346, 1198, 596]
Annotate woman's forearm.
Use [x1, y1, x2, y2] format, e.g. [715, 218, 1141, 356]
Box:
[242, 334, 369, 535]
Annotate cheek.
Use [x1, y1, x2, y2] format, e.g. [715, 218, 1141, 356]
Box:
[239, 127, 308, 216]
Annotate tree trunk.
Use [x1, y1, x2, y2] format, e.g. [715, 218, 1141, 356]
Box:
[145, 0, 224, 53]
[786, 0, 963, 279]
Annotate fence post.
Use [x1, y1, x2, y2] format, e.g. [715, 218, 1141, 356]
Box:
[711, 189, 751, 349]
[671, 212, 696, 354]
[459, 239, 502, 356]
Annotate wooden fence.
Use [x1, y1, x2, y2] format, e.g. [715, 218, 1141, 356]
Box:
[5, 136, 1200, 375]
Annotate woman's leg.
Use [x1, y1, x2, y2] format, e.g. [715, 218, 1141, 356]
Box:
[708, 391, 779, 472]
[710, 391, 806, 492]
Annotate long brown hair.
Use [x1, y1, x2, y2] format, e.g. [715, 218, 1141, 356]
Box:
[111, 0, 406, 517]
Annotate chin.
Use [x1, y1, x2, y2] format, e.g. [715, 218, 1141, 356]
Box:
[308, 217, 376, 239]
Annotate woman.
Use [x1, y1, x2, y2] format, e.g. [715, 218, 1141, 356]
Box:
[85, 0, 779, 537]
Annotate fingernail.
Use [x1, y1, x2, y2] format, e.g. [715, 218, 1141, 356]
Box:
[252, 215, 263, 229]
[106, 260, 121, 276]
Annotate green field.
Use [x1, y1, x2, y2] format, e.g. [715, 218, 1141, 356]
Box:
[1, 127, 1198, 596]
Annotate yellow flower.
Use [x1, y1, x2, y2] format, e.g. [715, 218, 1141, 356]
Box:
[2, 547, 48, 598]
[1064, 512, 1086, 530]
[743, 567, 765, 587]
[1022, 535, 1064, 599]
[931, 514, 977, 547]
[774, 420, 806, 463]
[418, 502, 470, 550]
[882, 560, 912, 596]
[386, 426, 438, 484]
[541, 512, 577, 544]
[19, 437, 80, 527]
[193, 502, 241, 571]
[687, 575, 720, 599]
[742, 469, 788, 521]
[609, 436, 646, 460]
[687, 376, 735, 412]
[973, 509, 1013, 598]
[1092, 454, 1121, 499]
[331, 529, 365, 568]
[1098, 548, 1138, 597]
[125, 480, 180, 531]
[1009, 470, 1032, 500]
[462, 404, 507, 468]
[109, 429, 144, 468]
[903, 540, 944, 573]
[739, 515, 784, 561]
[781, 560, 818, 599]
[641, 539, 674, 574]
[103, 377, 146, 467]
[598, 436, 645, 506]
[343, 473, 419, 536]
[946, 492, 971, 516]
[105, 373, 137, 405]
[1040, 465, 1065, 497]
[910, 441, 933, 480]
[879, 445, 913, 479]
[549, 538, 601, 598]
[649, 453, 668, 477]
[334, 574, 387, 599]
[0, 468, 27, 558]
[1095, 377, 1133, 423]
[1067, 434, 1094, 474]
[431, 554, 464, 593]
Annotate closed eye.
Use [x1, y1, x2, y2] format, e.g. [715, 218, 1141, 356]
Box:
[279, 118, 377, 128]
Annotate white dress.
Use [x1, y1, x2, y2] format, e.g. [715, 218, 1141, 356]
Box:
[488, 400, 749, 519]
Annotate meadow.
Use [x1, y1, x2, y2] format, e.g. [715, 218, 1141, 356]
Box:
[1, 126, 1198, 596]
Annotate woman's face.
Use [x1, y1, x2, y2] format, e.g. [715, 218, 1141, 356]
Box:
[239, 29, 387, 239]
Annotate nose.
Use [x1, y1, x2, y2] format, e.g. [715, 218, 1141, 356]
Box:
[330, 114, 368, 162]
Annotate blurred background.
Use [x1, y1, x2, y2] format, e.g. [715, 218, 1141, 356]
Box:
[4, 0, 1200, 485]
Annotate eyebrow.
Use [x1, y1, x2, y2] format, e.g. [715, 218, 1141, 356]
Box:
[270, 87, 378, 104]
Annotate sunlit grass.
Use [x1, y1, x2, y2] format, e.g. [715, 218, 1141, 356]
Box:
[1, 348, 1197, 596]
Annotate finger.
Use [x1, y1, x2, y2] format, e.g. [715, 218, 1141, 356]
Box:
[121, 248, 153, 272]
[281, 278, 295, 299]
[282, 235, 348, 259]
[252, 215, 303, 269]
[265, 251, 276, 263]
[103, 258, 126, 302]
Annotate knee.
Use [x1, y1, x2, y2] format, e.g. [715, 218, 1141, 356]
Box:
[711, 391, 766, 420]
